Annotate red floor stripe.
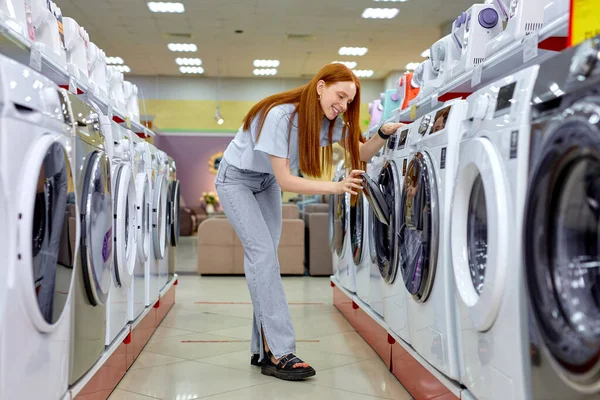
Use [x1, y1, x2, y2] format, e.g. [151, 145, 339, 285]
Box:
[193, 301, 325, 305]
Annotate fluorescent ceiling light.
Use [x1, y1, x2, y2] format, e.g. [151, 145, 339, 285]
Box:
[168, 43, 197, 52]
[332, 61, 357, 69]
[112, 65, 131, 73]
[406, 62, 420, 71]
[253, 59, 280, 68]
[253, 68, 278, 76]
[106, 57, 124, 65]
[374, 0, 408, 2]
[175, 57, 202, 66]
[179, 66, 204, 74]
[362, 8, 399, 19]
[353, 70, 374, 78]
[338, 47, 368, 56]
[421, 49, 430, 58]
[147, 2, 185, 13]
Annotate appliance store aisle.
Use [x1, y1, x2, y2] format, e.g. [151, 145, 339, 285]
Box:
[109, 276, 411, 400]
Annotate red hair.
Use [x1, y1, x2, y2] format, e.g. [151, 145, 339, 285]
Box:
[242, 63, 365, 178]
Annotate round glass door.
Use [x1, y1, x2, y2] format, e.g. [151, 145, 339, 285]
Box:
[398, 152, 438, 303]
[152, 176, 168, 260]
[169, 180, 181, 247]
[113, 164, 136, 288]
[525, 117, 600, 387]
[81, 151, 112, 306]
[350, 194, 364, 266]
[29, 141, 76, 325]
[373, 160, 401, 284]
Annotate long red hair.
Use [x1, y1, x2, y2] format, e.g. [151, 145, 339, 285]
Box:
[242, 63, 365, 178]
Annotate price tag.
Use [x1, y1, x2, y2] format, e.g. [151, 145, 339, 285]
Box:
[68, 76, 77, 94]
[569, 0, 600, 47]
[471, 64, 483, 87]
[523, 32, 539, 63]
[431, 93, 439, 108]
[125, 116, 131, 129]
[410, 104, 417, 120]
[29, 46, 42, 72]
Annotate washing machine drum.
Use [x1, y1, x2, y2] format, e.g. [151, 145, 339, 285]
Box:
[350, 193, 364, 266]
[80, 151, 112, 306]
[525, 115, 600, 383]
[398, 152, 438, 302]
[369, 160, 400, 284]
[329, 175, 347, 257]
[29, 141, 77, 324]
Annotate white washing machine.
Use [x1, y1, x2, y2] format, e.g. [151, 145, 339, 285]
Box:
[130, 133, 151, 319]
[450, 65, 540, 399]
[0, 57, 77, 400]
[362, 125, 412, 343]
[400, 100, 468, 382]
[350, 186, 369, 304]
[523, 39, 600, 400]
[69, 93, 113, 385]
[329, 160, 348, 282]
[156, 149, 170, 290]
[103, 119, 137, 345]
[148, 144, 168, 299]
[166, 156, 180, 280]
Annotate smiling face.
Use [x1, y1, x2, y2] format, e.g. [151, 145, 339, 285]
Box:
[317, 80, 357, 120]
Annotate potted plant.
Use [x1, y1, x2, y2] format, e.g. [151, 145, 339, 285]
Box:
[201, 191, 219, 214]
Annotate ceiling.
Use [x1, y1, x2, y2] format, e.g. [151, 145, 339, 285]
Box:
[55, 0, 475, 79]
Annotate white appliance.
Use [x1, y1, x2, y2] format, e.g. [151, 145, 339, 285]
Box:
[414, 35, 461, 103]
[107, 66, 126, 116]
[523, 39, 600, 400]
[409, 61, 435, 106]
[31, 0, 66, 68]
[329, 160, 348, 283]
[103, 119, 137, 345]
[0, 57, 76, 400]
[543, 0, 570, 25]
[450, 66, 540, 400]
[351, 185, 369, 305]
[485, 0, 546, 59]
[166, 156, 180, 281]
[123, 81, 141, 124]
[450, 4, 503, 79]
[147, 144, 168, 299]
[361, 125, 412, 343]
[399, 100, 468, 381]
[88, 42, 108, 105]
[63, 17, 89, 87]
[368, 99, 384, 131]
[0, 0, 34, 41]
[69, 93, 113, 385]
[130, 133, 151, 319]
[156, 149, 171, 289]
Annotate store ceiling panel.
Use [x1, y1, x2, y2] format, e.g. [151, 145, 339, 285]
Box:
[55, 0, 475, 79]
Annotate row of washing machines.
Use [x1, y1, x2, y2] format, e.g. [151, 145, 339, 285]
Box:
[0, 53, 180, 400]
[331, 36, 600, 400]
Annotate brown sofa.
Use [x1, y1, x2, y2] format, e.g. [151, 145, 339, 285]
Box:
[197, 204, 305, 275]
[302, 203, 333, 276]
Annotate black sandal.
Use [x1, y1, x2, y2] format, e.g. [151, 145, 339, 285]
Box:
[250, 354, 263, 367]
[261, 350, 316, 381]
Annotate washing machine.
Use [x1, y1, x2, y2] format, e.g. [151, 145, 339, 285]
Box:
[449, 65, 540, 399]
[523, 37, 600, 400]
[69, 93, 113, 385]
[130, 133, 151, 319]
[148, 144, 168, 297]
[103, 119, 137, 345]
[350, 183, 369, 304]
[329, 160, 348, 282]
[166, 156, 180, 280]
[0, 57, 77, 400]
[362, 124, 412, 343]
[156, 149, 170, 289]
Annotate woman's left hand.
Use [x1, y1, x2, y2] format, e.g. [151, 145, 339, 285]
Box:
[380, 122, 405, 136]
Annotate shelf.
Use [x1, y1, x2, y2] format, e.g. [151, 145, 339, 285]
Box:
[0, 19, 154, 137]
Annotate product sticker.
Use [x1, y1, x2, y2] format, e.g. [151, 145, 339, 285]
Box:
[440, 147, 447, 169]
[410, 104, 417, 120]
[510, 130, 519, 159]
[30, 46, 42, 72]
[471, 64, 483, 87]
[523, 32, 539, 63]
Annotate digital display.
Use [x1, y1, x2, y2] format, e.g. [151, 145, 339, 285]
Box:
[431, 105, 452, 134]
[496, 82, 516, 113]
[398, 129, 409, 148]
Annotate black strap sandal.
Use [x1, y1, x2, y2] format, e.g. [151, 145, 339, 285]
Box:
[250, 354, 263, 367]
[261, 350, 316, 381]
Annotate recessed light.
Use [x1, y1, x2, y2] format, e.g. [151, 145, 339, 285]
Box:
[253, 68, 278, 76]
[175, 57, 202, 66]
[106, 57, 124, 65]
[180, 66, 204, 74]
[168, 43, 197, 52]
[332, 61, 358, 69]
[112, 65, 131, 73]
[338, 47, 368, 56]
[362, 8, 399, 19]
[421, 49, 430, 58]
[253, 60, 280, 68]
[406, 62, 420, 71]
[374, 0, 408, 2]
[147, 2, 185, 13]
[353, 70, 374, 78]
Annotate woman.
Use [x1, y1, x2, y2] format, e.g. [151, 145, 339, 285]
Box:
[215, 63, 403, 381]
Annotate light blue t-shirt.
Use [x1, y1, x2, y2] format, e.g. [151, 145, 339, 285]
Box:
[223, 103, 346, 174]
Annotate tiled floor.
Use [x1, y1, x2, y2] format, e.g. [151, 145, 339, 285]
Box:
[109, 275, 412, 400]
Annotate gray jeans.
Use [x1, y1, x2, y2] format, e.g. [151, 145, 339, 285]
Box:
[215, 158, 296, 361]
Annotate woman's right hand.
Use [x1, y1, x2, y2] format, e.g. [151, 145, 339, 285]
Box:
[334, 170, 364, 195]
